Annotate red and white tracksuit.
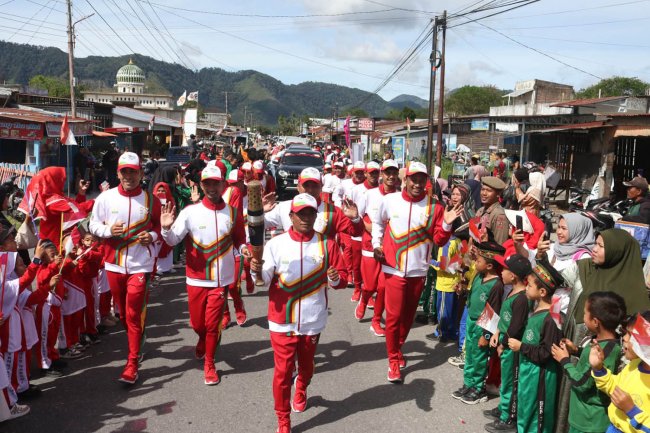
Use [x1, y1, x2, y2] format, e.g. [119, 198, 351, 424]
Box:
[60, 250, 102, 348]
[349, 180, 376, 298]
[371, 190, 452, 368]
[255, 228, 348, 426]
[221, 186, 248, 322]
[0, 254, 47, 406]
[89, 185, 161, 367]
[34, 262, 65, 370]
[358, 184, 398, 324]
[333, 177, 364, 284]
[161, 197, 246, 370]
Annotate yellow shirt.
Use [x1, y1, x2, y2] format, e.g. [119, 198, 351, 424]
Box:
[592, 358, 650, 433]
[431, 238, 462, 293]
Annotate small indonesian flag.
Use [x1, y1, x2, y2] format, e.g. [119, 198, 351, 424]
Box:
[477, 302, 500, 334]
[631, 314, 650, 366]
[60, 114, 77, 145]
[446, 253, 463, 274]
[149, 115, 155, 131]
[469, 217, 482, 243]
[550, 295, 563, 329]
[406, 117, 411, 132]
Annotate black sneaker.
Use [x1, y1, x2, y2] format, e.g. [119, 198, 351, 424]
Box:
[483, 407, 501, 419]
[50, 359, 68, 369]
[461, 387, 488, 405]
[451, 385, 471, 400]
[86, 334, 101, 345]
[485, 419, 516, 432]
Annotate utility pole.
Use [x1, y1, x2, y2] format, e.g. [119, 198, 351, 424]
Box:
[426, 18, 439, 171]
[223, 91, 237, 123]
[243, 105, 247, 129]
[435, 10, 447, 169]
[66, 0, 76, 118]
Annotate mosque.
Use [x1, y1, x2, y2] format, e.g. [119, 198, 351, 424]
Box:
[83, 59, 174, 111]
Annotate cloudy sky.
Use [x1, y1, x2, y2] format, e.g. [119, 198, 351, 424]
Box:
[2, 0, 649, 101]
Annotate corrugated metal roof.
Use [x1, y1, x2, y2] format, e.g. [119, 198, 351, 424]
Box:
[528, 121, 611, 133]
[112, 106, 181, 128]
[550, 96, 624, 108]
[503, 88, 533, 98]
[0, 107, 87, 123]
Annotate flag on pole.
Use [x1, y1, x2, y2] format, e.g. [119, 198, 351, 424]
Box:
[149, 115, 155, 131]
[550, 295, 563, 329]
[406, 117, 411, 132]
[469, 217, 482, 243]
[477, 303, 500, 334]
[630, 314, 650, 365]
[177, 90, 187, 106]
[60, 114, 77, 146]
[187, 91, 199, 102]
[344, 116, 351, 149]
[216, 120, 227, 136]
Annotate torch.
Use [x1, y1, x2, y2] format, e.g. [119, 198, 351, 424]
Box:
[246, 180, 265, 286]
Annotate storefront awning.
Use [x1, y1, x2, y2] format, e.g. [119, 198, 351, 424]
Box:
[92, 130, 117, 137]
[528, 121, 612, 134]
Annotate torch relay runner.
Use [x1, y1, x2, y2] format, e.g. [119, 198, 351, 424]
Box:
[250, 193, 348, 433]
[160, 165, 248, 386]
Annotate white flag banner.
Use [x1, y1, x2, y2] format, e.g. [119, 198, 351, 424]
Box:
[187, 91, 198, 102]
[476, 302, 500, 334]
[177, 90, 187, 106]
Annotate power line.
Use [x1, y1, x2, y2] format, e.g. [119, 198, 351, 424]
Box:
[85, 0, 136, 55]
[143, 0, 198, 70]
[470, 20, 603, 80]
[6, 0, 53, 41]
[484, 0, 650, 20]
[448, 0, 540, 27]
[26, 2, 58, 43]
[102, 0, 163, 60]
[360, 0, 438, 15]
[508, 33, 650, 49]
[140, 1, 400, 18]
[503, 16, 650, 30]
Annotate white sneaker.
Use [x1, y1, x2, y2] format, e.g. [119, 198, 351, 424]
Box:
[9, 403, 30, 419]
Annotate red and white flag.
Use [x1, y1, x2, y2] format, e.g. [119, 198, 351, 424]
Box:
[344, 116, 351, 148]
[631, 314, 650, 365]
[550, 295, 563, 329]
[406, 117, 411, 132]
[149, 115, 155, 131]
[60, 114, 77, 145]
[469, 217, 482, 243]
[477, 303, 500, 334]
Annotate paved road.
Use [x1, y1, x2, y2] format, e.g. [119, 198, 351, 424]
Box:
[7, 271, 495, 433]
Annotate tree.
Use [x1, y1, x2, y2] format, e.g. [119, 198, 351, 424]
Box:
[385, 106, 418, 120]
[28, 75, 70, 97]
[277, 113, 301, 135]
[341, 107, 369, 117]
[576, 76, 650, 98]
[445, 85, 505, 116]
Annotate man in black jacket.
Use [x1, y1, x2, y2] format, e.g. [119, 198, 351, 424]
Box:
[621, 176, 650, 225]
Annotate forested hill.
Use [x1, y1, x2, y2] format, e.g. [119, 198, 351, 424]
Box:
[0, 40, 412, 125]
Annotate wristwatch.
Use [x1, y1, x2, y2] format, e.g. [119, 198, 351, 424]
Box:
[32, 257, 43, 265]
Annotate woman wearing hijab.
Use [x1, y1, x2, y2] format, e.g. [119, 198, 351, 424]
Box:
[553, 228, 650, 433]
[519, 171, 545, 216]
[464, 179, 482, 213]
[153, 182, 175, 276]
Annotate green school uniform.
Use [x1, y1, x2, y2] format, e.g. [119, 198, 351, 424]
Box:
[560, 339, 621, 433]
[463, 275, 503, 390]
[517, 309, 563, 433]
[497, 290, 531, 422]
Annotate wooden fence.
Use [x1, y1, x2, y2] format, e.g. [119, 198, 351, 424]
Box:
[0, 163, 38, 191]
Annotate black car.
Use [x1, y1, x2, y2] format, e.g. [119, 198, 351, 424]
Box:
[276, 148, 324, 196]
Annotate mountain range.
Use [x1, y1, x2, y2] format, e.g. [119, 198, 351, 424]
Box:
[0, 41, 428, 125]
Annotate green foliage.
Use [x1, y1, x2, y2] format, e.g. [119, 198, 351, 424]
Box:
[576, 76, 650, 98]
[341, 107, 369, 117]
[0, 41, 399, 126]
[385, 106, 418, 120]
[445, 85, 505, 116]
[28, 75, 70, 97]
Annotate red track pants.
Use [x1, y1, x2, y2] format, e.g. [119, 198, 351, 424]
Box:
[186, 285, 226, 365]
[350, 239, 362, 293]
[83, 286, 97, 335]
[106, 271, 149, 365]
[383, 273, 425, 364]
[339, 233, 353, 280]
[270, 332, 320, 423]
[360, 255, 385, 323]
[99, 291, 112, 318]
[223, 257, 246, 320]
[35, 303, 61, 367]
[63, 310, 84, 347]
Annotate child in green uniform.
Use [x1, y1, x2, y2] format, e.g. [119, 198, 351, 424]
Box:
[451, 241, 505, 405]
[507, 259, 564, 433]
[484, 254, 532, 432]
[551, 291, 626, 433]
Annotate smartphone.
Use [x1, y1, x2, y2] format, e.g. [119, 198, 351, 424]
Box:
[516, 215, 523, 232]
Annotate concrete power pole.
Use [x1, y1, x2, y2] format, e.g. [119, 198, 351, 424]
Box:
[435, 10, 447, 168]
[426, 18, 439, 172]
[66, 0, 76, 118]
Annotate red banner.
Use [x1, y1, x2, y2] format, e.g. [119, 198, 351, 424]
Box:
[0, 120, 44, 140]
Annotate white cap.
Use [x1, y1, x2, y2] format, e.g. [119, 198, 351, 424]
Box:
[352, 161, 366, 172]
[299, 167, 322, 185]
[405, 161, 428, 176]
[291, 193, 318, 213]
[241, 161, 252, 171]
[118, 152, 140, 170]
[201, 165, 223, 181]
[381, 159, 399, 170]
[252, 160, 264, 172]
[366, 161, 381, 172]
